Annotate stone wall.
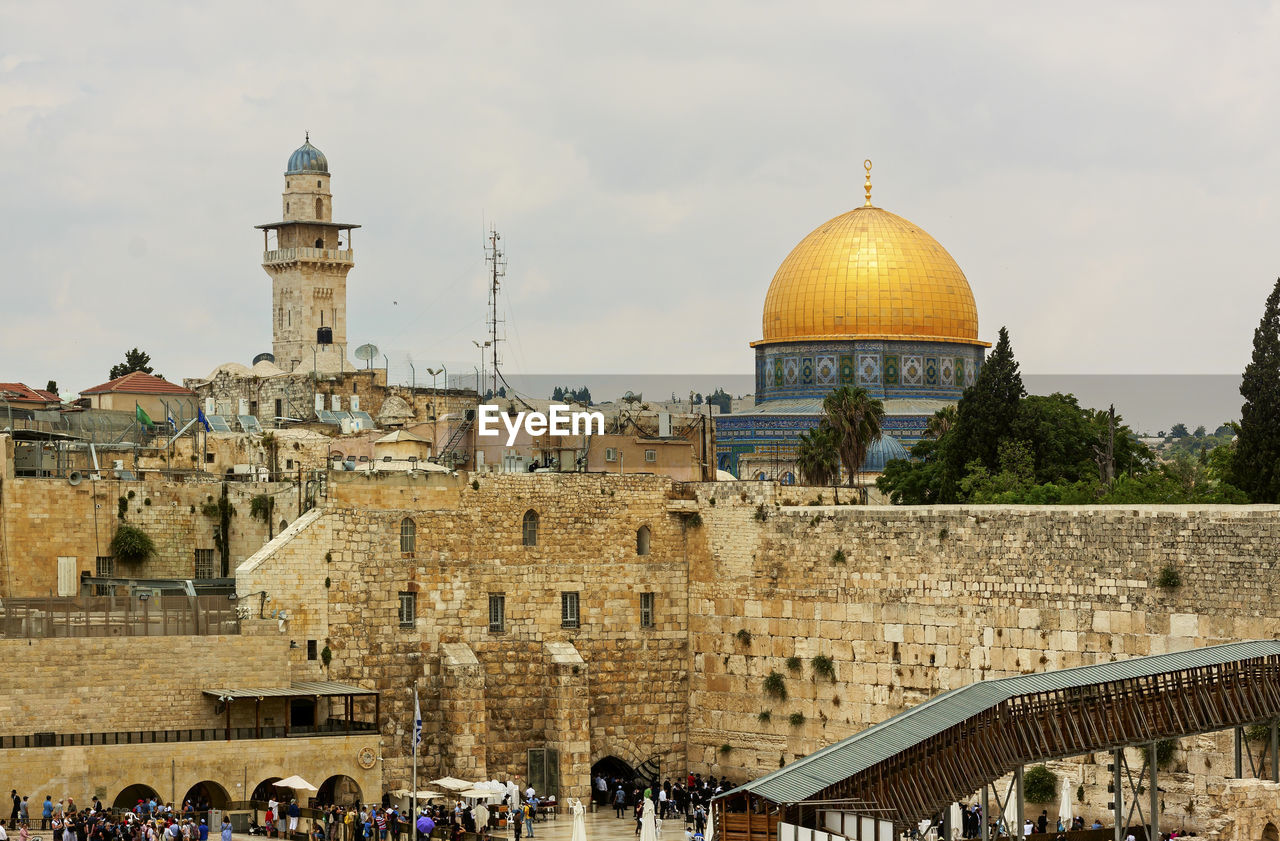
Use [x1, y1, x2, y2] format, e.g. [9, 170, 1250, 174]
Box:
[0, 474, 299, 596]
[240, 471, 691, 801]
[685, 484, 1280, 829]
[0, 733, 380, 812]
[0, 635, 285, 734]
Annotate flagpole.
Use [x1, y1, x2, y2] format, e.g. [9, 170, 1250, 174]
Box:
[412, 688, 419, 836]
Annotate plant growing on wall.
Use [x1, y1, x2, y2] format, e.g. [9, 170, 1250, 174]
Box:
[736, 628, 752, 646]
[250, 493, 277, 539]
[811, 654, 836, 681]
[1142, 739, 1177, 768]
[785, 656, 801, 672]
[321, 645, 333, 667]
[719, 744, 733, 755]
[788, 712, 805, 727]
[1023, 765, 1057, 803]
[757, 710, 771, 723]
[117, 496, 128, 520]
[763, 671, 787, 700]
[832, 548, 846, 564]
[1155, 565, 1181, 588]
[110, 524, 155, 564]
[201, 484, 236, 574]
[754, 503, 768, 522]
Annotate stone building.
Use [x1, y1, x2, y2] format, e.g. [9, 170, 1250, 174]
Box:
[716, 162, 990, 478]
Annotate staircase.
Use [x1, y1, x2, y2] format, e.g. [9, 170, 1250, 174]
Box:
[437, 417, 474, 466]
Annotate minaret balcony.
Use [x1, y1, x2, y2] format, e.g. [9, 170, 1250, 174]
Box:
[262, 246, 354, 267]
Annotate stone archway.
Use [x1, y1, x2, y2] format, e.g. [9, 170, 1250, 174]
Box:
[182, 781, 231, 811]
[113, 784, 161, 811]
[250, 777, 283, 804]
[317, 775, 362, 807]
[591, 757, 635, 806]
[1263, 823, 1278, 841]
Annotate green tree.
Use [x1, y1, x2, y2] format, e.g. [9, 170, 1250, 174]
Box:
[822, 386, 885, 496]
[1169, 422, 1189, 438]
[706, 388, 732, 413]
[45, 380, 58, 394]
[110, 348, 157, 380]
[946, 327, 1024, 486]
[1233, 279, 1280, 502]
[796, 422, 841, 502]
[877, 437, 947, 504]
[925, 405, 956, 439]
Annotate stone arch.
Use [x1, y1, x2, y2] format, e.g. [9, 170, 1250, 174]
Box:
[1263, 823, 1278, 841]
[523, 509, 539, 547]
[113, 783, 161, 810]
[181, 780, 231, 811]
[317, 774, 362, 807]
[315, 198, 324, 220]
[636, 525, 651, 556]
[250, 777, 283, 803]
[593, 735, 646, 770]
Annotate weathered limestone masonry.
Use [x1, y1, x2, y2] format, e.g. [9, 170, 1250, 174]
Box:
[0, 472, 298, 595]
[686, 483, 1280, 829]
[240, 471, 691, 801]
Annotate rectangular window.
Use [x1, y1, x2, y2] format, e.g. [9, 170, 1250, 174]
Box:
[644, 449, 657, 462]
[307, 640, 318, 661]
[605, 448, 617, 462]
[640, 592, 655, 628]
[561, 592, 580, 629]
[95, 556, 115, 596]
[399, 592, 417, 628]
[488, 593, 506, 633]
[194, 548, 216, 579]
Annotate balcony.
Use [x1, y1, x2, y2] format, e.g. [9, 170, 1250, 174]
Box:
[262, 247, 354, 266]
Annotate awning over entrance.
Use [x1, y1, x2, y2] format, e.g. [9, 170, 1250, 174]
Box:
[202, 680, 376, 700]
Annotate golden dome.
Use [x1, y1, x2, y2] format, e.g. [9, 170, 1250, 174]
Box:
[756, 203, 986, 347]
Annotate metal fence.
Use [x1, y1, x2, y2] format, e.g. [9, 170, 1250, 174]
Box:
[0, 720, 376, 750]
[0, 595, 239, 638]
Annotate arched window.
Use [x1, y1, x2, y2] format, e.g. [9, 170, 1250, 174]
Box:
[314, 237, 323, 248]
[522, 510, 539, 547]
[636, 525, 651, 556]
[400, 517, 416, 555]
[757, 472, 767, 480]
[315, 197, 323, 219]
[781, 472, 796, 485]
[279, 519, 288, 533]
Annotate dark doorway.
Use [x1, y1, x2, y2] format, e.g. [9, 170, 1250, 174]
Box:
[591, 756, 635, 804]
[317, 775, 362, 807]
[290, 698, 316, 729]
[251, 778, 282, 803]
[182, 781, 230, 811]
[113, 784, 161, 810]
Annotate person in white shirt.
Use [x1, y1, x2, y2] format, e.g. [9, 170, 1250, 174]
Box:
[1022, 821, 1032, 837]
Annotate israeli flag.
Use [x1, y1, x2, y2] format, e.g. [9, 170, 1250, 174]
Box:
[413, 690, 423, 747]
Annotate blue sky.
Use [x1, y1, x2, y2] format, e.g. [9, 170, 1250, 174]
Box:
[3, 2, 1279, 394]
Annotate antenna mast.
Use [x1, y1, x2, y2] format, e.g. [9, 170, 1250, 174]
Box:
[484, 226, 506, 398]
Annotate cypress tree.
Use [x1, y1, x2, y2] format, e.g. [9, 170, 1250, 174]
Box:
[1233, 279, 1280, 502]
[946, 326, 1025, 491]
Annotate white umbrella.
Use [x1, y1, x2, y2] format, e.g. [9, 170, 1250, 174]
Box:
[274, 776, 318, 792]
[705, 805, 715, 841]
[431, 777, 474, 792]
[1057, 774, 1073, 829]
[949, 804, 964, 841]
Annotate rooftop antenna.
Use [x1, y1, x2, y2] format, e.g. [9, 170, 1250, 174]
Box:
[484, 226, 506, 398]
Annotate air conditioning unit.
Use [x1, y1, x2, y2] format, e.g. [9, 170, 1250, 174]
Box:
[350, 395, 360, 411]
[314, 394, 325, 412]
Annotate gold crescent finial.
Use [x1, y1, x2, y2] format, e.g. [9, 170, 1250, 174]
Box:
[863, 159, 873, 207]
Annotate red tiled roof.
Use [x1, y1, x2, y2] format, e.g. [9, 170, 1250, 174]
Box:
[0, 382, 61, 406]
[80, 371, 195, 397]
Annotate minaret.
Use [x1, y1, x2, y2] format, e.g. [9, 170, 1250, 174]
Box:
[256, 134, 360, 374]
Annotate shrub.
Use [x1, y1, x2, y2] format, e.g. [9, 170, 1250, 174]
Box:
[143, 498, 151, 506]
[684, 512, 703, 527]
[471, 479, 480, 490]
[763, 671, 787, 700]
[320, 645, 332, 667]
[757, 710, 771, 723]
[736, 628, 752, 646]
[811, 654, 835, 681]
[788, 712, 805, 727]
[1156, 565, 1182, 588]
[324, 576, 332, 589]
[832, 548, 847, 564]
[754, 504, 768, 522]
[1023, 764, 1057, 803]
[1143, 739, 1177, 768]
[117, 496, 128, 519]
[110, 525, 155, 564]
[785, 656, 802, 672]
[249, 494, 275, 522]
[127, 490, 135, 500]
[719, 743, 733, 755]
[1075, 785, 1084, 803]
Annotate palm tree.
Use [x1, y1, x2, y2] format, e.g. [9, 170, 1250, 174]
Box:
[926, 405, 957, 439]
[796, 422, 841, 503]
[822, 386, 886, 500]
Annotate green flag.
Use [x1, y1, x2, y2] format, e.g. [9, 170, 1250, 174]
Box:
[136, 404, 154, 428]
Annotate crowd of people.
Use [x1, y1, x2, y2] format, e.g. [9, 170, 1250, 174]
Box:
[2, 791, 234, 841]
[593, 773, 729, 839]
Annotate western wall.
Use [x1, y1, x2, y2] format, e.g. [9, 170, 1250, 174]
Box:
[3, 460, 1280, 828]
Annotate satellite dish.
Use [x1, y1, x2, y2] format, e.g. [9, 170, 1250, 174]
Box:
[252, 352, 276, 365]
[355, 343, 379, 366]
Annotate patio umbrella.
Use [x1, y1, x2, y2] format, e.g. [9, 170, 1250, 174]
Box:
[1057, 774, 1073, 830]
[949, 804, 964, 841]
[1001, 783, 1018, 837]
[417, 816, 435, 837]
[430, 778, 473, 792]
[273, 776, 318, 792]
[705, 804, 714, 841]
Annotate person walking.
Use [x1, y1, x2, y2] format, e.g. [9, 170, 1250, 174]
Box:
[614, 789, 626, 820]
[41, 800, 51, 832]
[220, 818, 233, 841]
[10, 793, 19, 828]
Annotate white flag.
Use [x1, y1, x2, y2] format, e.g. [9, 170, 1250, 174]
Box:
[413, 690, 423, 748]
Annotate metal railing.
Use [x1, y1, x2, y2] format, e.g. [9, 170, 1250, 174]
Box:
[263, 247, 354, 265]
[0, 595, 240, 639]
[0, 720, 376, 750]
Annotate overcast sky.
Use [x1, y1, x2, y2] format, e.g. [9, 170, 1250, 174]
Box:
[3, 2, 1279, 395]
